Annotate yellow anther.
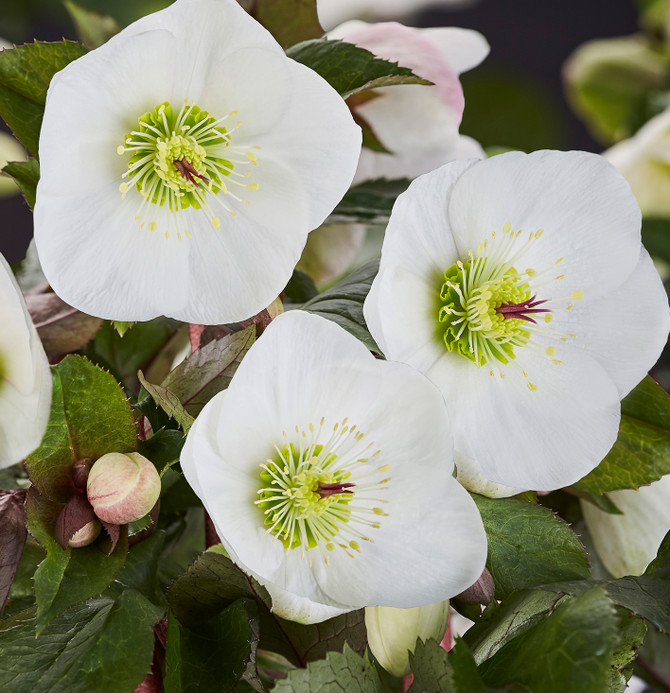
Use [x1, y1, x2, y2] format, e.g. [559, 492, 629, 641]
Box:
[148, 222, 157, 232]
[535, 229, 544, 238]
[526, 268, 536, 277]
[546, 346, 557, 356]
[571, 290, 584, 300]
[555, 274, 565, 280]
[503, 222, 512, 233]
[212, 216, 221, 230]
[556, 257, 564, 264]
[116, 145, 125, 155]
[544, 314, 553, 323]
[350, 541, 360, 551]
[326, 543, 335, 551]
[527, 382, 538, 391]
[247, 183, 259, 190]
[377, 464, 390, 472]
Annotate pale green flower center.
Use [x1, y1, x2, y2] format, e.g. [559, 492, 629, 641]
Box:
[436, 223, 584, 388]
[117, 100, 259, 239]
[256, 419, 390, 563]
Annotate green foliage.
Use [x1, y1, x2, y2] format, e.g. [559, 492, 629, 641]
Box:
[272, 645, 383, 692]
[251, 0, 323, 49]
[642, 217, 670, 265]
[26, 488, 128, 634]
[165, 599, 262, 693]
[479, 586, 619, 693]
[472, 494, 590, 599]
[407, 638, 486, 693]
[574, 377, 670, 495]
[608, 611, 647, 692]
[563, 35, 668, 144]
[25, 355, 137, 502]
[287, 40, 431, 99]
[167, 547, 367, 668]
[64, 1, 120, 50]
[0, 40, 87, 158]
[328, 178, 411, 225]
[284, 269, 319, 303]
[1, 157, 39, 208]
[300, 260, 380, 352]
[0, 590, 163, 693]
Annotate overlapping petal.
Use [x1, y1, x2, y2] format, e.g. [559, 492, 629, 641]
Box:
[35, 0, 361, 324]
[181, 311, 486, 621]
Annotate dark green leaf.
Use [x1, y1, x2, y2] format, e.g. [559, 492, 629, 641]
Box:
[0, 40, 87, 157]
[168, 548, 366, 667]
[137, 428, 185, 474]
[287, 39, 431, 99]
[464, 590, 570, 665]
[574, 377, 670, 495]
[137, 371, 195, 433]
[642, 217, 670, 265]
[408, 638, 486, 693]
[165, 599, 261, 693]
[472, 494, 590, 599]
[25, 355, 137, 502]
[64, 1, 120, 50]
[26, 488, 128, 633]
[328, 178, 410, 225]
[284, 269, 319, 303]
[161, 326, 255, 417]
[0, 590, 163, 693]
[87, 317, 182, 393]
[107, 531, 165, 606]
[251, 0, 322, 49]
[607, 610, 646, 692]
[479, 586, 619, 693]
[300, 260, 379, 352]
[2, 157, 39, 208]
[272, 645, 382, 692]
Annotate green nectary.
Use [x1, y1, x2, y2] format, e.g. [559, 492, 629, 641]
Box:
[438, 258, 533, 367]
[257, 443, 353, 551]
[120, 101, 232, 212]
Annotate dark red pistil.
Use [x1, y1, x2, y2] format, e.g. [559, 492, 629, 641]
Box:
[317, 481, 355, 498]
[496, 295, 550, 324]
[174, 158, 209, 187]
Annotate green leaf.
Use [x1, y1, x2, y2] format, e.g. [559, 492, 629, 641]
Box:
[64, 1, 120, 50]
[407, 638, 486, 693]
[26, 488, 128, 634]
[168, 548, 367, 667]
[287, 39, 431, 100]
[300, 260, 380, 352]
[479, 586, 619, 693]
[0, 40, 87, 157]
[137, 428, 185, 474]
[107, 531, 165, 606]
[251, 0, 322, 49]
[472, 494, 590, 599]
[137, 371, 195, 433]
[0, 590, 163, 693]
[161, 326, 255, 418]
[284, 269, 319, 303]
[165, 599, 261, 693]
[607, 610, 647, 692]
[272, 645, 383, 692]
[328, 178, 410, 225]
[25, 355, 137, 502]
[464, 590, 571, 665]
[86, 317, 182, 392]
[2, 157, 39, 208]
[642, 217, 670, 264]
[574, 377, 670, 495]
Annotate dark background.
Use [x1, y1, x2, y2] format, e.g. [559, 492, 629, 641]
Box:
[0, 0, 640, 264]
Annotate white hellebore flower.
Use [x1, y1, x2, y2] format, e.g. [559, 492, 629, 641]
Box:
[34, 0, 361, 325]
[0, 252, 52, 467]
[605, 105, 670, 218]
[181, 311, 486, 623]
[364, 151, 670, 493]
[329, 20, 489, 183]
[365, 602, 450, 676]
[581, 475, 670, 577]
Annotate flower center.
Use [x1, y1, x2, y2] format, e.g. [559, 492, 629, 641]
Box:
[117, 100, 259, 240]
[255, 419, 390, 564]
[436, 223, 584, 386]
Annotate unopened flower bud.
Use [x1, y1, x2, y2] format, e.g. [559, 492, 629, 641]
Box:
[69, 519, 101, 548]
[456, 568, 495, 605]
[365, 601, 450, 677]
[87, 452, 160, 525]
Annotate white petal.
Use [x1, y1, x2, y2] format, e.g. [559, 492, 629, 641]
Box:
[582, 475, 670, 577]
[553, 248, 670, 397]
[418, 27, 490, 75]
[0, 254, 52, 467]
[264, 584, 353, 624]
[455, 452, 526, 498]
[446, 151, 643, 300]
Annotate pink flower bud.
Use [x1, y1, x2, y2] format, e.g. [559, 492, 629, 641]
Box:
[69, 520, 101, 548]
[87, 452, 160, 525]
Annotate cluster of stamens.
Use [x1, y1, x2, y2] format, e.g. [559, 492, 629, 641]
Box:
[438, 221, 584, 389]
[117, 100, 260, 240]
[256, 418, 391, 566]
